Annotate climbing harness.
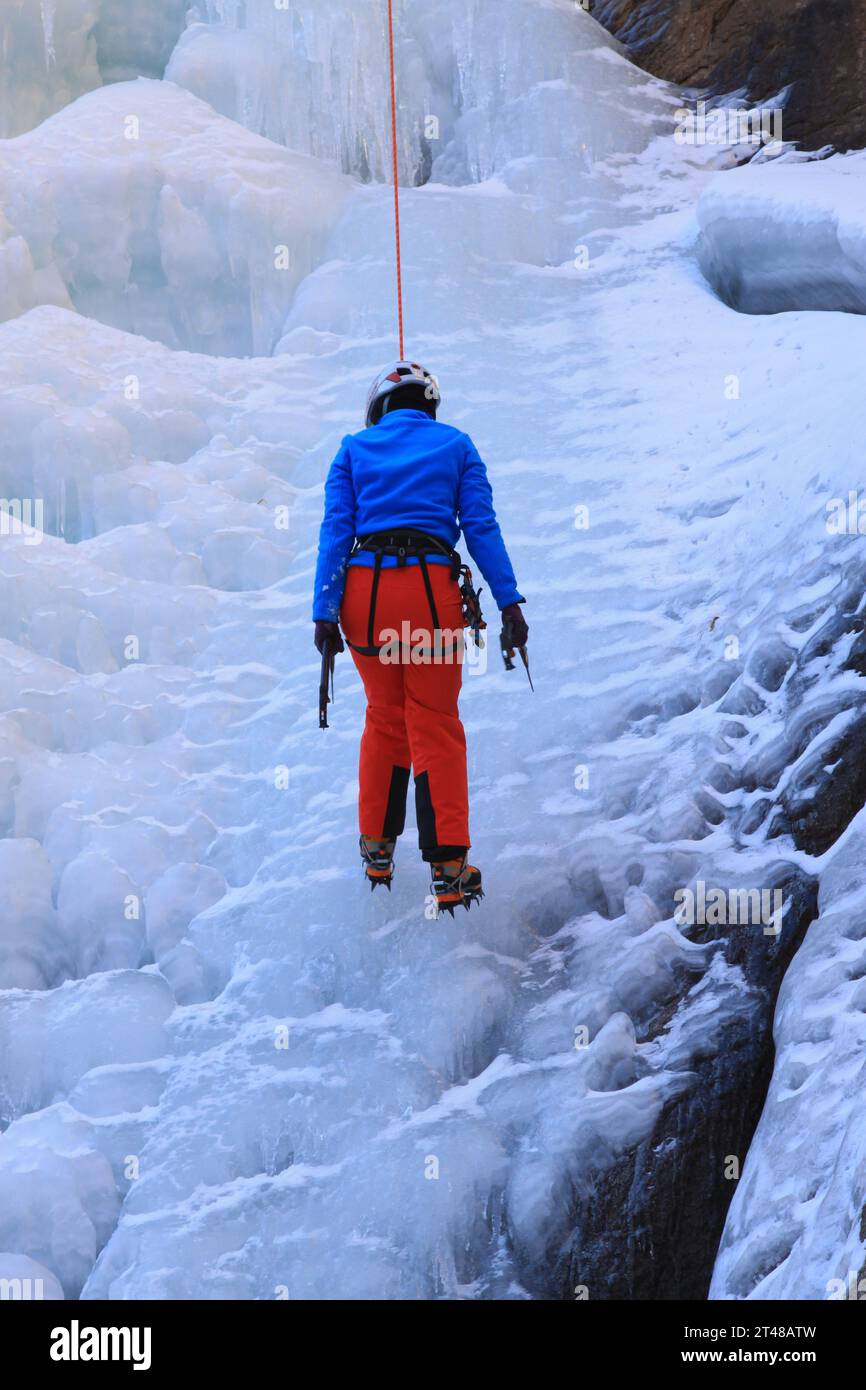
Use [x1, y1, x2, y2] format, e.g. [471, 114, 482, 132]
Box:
[346, 529, 486, 659]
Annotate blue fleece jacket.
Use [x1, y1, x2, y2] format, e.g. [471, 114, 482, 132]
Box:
[312, 410, 524, 621]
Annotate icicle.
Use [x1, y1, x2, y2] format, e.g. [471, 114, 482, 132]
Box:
[40, 0, 56, 70]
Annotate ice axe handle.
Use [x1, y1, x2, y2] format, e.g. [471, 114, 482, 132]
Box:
[319, 638, 335, 729]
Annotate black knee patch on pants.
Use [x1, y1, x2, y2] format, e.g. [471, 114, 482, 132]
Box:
[414, 770, 437, 851]
[383, 765, 410, 838]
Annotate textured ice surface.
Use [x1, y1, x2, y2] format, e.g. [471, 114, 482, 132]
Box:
[168, 0, 672, 186]
[0, 1104, 119, 1298]
[711, 812, 866, 1300]
[0, 0, 865, 1301]
[0, 79, 351, 353]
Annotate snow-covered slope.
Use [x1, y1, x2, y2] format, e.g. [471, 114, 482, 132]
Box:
[1, 0, 865, 1300]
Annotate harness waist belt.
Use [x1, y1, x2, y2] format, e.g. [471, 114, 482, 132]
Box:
[348, 530, 462, 655]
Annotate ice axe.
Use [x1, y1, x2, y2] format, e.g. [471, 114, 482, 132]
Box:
[319, 637, 336, 729]
[500, 617, 534, 691]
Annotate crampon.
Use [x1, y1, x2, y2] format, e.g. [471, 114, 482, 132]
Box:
[431, 855, 484, 916]
[360, 835, 395, 891]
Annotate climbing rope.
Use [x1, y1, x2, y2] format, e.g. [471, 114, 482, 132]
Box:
[386, 0, 405, 358]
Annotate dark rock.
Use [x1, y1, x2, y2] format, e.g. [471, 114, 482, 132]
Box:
[784, 716, 866, 854]
[558, 868, 817, 1300]
[593, 0, 866, 152]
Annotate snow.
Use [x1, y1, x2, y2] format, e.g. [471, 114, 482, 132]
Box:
[0, 0, 864, 1301]
[698, 149, 866, 314]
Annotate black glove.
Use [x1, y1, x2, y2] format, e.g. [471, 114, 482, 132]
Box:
[500, 602, 528, 649]
[314, 620, 345, 655]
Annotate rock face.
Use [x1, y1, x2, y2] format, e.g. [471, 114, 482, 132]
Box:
[593, 0, 866, 151]
[553, 562, 866, 1299]
[562, 870, 817, 1300]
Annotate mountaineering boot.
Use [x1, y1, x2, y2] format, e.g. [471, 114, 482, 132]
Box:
[360, 835, 396, 891]
[431, 855, 483, 916]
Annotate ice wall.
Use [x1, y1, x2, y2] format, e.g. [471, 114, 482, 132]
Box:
[168, 0, 675, 186]
[0, 80, 352, 355]
[711, 813, 866, 1300]
[91, 0, 188, 84]
[0, 0, 865, 1304]
[0, 0, 188, 137]
[0, 0, 101, 137]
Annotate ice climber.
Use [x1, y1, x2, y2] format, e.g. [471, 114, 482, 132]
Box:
[312, 361, 528, 913]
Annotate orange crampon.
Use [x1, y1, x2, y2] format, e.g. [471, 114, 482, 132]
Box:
[430, 855, 484, 916]
[360, 835, 396, 891]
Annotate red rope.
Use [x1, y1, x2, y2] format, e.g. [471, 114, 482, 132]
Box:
[386, 0, 405, 359]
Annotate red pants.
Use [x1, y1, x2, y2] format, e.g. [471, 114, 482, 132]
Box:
[340, 562, 470, 855]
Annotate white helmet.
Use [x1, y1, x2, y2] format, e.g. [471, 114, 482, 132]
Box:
[364, 360, 440, 428]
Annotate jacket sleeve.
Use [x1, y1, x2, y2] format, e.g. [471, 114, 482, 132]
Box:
[312, 441, 357, 621]
[457, 436, 525, 610]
